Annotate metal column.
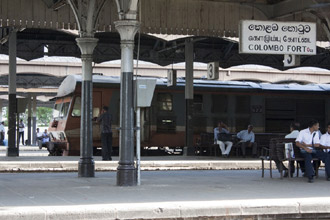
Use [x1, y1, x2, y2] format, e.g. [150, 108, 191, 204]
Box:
[115, 20, 140, 186]
[32, 94, 37, 145]
[27, 95, 32, 145]
[184, 39, 194, 156]
[76, 38, 98, 177]
[7, 30, 18, 157]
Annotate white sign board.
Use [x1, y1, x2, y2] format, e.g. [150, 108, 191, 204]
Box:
[136, 78, 156, 107]
[239, 20, 316, 55]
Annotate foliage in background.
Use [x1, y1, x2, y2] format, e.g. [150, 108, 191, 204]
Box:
[2, 106, 53, 126]
[36, 107, 53, 126]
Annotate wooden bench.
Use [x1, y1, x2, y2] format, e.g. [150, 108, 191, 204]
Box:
[288, 142, 320, 178]
[232, 133, 286, 157]
[260, 137, 320, 178]
[260, 137, 287, 178]
[195, 132, 219, 156]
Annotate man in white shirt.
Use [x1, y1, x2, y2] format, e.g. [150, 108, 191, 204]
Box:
[214, 121, 233, 158]
[320, 122, 330, 153]
[36, 128, 43, 149]
[296, 119, 330, 183]
[275, 122, 300, 177]
[18, 119, 25, 145]
[285, 122, 300, 139]
[236, 125, 257, 158]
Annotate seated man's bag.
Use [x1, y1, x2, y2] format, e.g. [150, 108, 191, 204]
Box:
[217, 133, 232, 142]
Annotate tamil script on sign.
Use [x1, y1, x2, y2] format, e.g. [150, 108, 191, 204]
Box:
[239, 20, 316, 55]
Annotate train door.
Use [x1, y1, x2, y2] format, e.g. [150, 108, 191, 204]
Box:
[92, 91, 102, 140]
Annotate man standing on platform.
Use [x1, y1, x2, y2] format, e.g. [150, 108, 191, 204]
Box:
[18, 119, 25, 146]
[97, 106, 113, 161]
[0, 121, 5, 145]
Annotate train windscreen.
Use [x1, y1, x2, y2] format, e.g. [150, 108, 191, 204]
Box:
[53, 102, 70, 119]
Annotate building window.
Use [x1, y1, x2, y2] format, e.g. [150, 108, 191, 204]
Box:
[157, 93, 173, 111]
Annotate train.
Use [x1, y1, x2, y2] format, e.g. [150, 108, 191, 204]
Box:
[48, 74, 330, 156]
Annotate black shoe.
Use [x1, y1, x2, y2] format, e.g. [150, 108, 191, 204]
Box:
[283, 170, 289, 178]
[242, 155, 246, 158]
[308, 177, 314, 183]
[102, 158, 109, 161]
[252, 154, 258, 158]
[109, 157, 112, 161]
[327, 177, 330, 181]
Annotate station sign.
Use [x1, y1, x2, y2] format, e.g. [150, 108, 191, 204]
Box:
[239, 20, 316, 55]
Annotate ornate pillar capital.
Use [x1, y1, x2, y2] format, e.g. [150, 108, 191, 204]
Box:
[114, 20, 140, 42]
[76, 38, 98, 55]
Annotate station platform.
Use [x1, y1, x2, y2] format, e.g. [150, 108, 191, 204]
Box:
[1, 146, 330, 220]
[0, 146, 264, 172]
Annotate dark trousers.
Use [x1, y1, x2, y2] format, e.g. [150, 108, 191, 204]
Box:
[240, 141, 257, 156]
[19, 132, 24, 145]
[274, 160, 295, 174]
[301, 149, 330, 179]
[101, 132, 112, 160]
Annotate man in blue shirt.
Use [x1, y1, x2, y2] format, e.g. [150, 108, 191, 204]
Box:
[237, 125, 257, 158]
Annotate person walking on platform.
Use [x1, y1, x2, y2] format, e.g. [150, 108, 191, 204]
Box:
[18, 119, 25, 146]
[296, 119, 330, 183]
[214, 121, 233, 158]
[236, 125, 257, 158]
[97, 106, 113, 161]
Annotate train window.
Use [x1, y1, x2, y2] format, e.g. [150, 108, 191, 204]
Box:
[194, 94, 203, 113]
[236, 96, 250, 114]
[93, 108, 100, 118]
[59, 102, 70, 118]
[157, 117, 176, 133]
[52, 103, 61, 119]
[212, 95, 227, 113]
[157, 93, 173, 111]
[193, 116, 207, 133]
[71, 97, 81, 117]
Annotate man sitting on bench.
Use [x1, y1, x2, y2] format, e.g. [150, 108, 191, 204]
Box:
[237, 125, 257, 158]
[296, 119, 330, 183]
[320, 122, 330, 154]
[38, 129, 50, 150]
[214, 121, 232, 158]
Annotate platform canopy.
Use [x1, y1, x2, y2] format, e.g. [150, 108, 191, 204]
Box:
[0, 0, 329, 69]
[1, 0, 330, 40]
[0, 28, 328, 70]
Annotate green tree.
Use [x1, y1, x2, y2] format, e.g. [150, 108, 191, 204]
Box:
[1, 106, 53, 127]
[36, 107, 53, 126]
